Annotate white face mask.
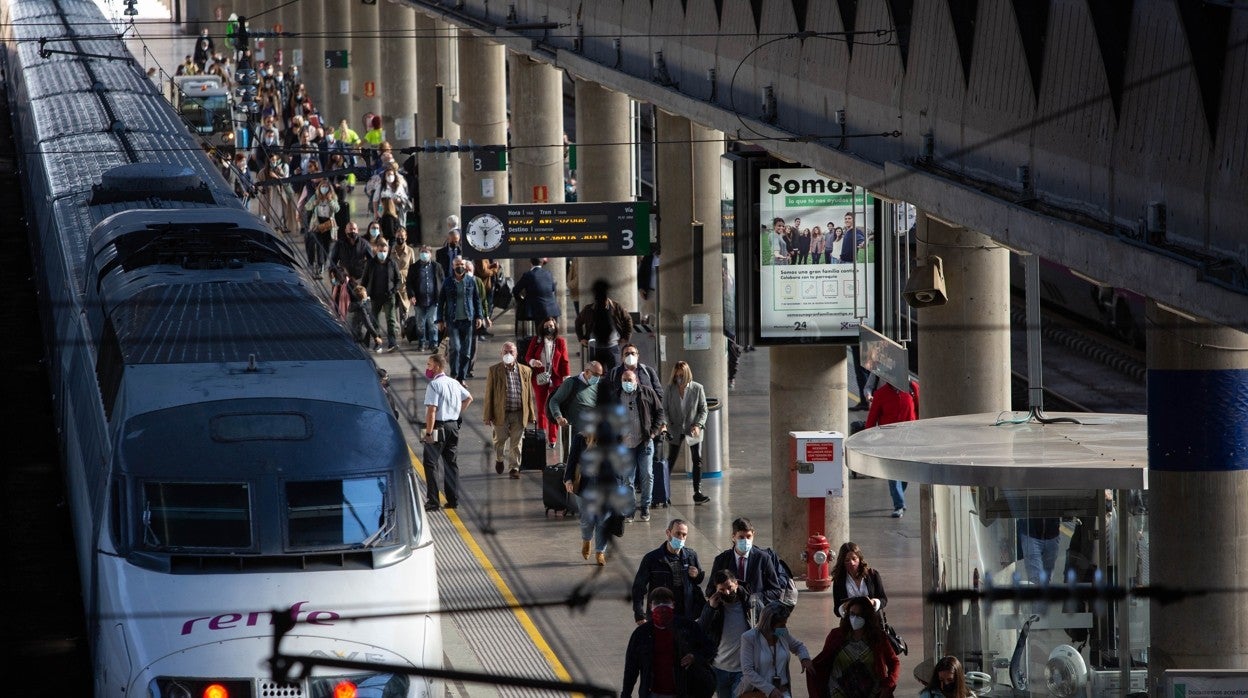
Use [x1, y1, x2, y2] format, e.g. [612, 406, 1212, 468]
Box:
[319, 186, 329, 194]
[502, 353, 516, 365]
[849, 615, 865, 631]
[385, 174, 395, 183]
[624, 354, 639, 367]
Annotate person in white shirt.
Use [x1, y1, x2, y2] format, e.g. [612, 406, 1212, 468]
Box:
[739, 602, 812, 698]
[422, 353, 472, 511]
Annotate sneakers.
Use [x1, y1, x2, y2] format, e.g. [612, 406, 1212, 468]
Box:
[581, 540, 591, 560]
[891, 508, 905, 518]
[385, 344, 398, 353]
[639, 508, 651, 522]
[693, 491, 711, 504]
[509, 467, 521, 479]
[424, 501, 441, 512]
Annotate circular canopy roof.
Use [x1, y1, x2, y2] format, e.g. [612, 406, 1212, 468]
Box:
[845, 412, 1147, 490]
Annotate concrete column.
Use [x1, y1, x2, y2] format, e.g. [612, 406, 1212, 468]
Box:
[913, 213, 1011, 661]
[298, 2, 325, 112]
[414, 14, 461, 248]
[1147, 302, 1248, 686]
[185, 0, 208, 33]
[348, 1, 381, 130]
[654, 111, 729, 480]
[458, 38, 507, 206]
[770, 347, 849, 567]
[575, 81, 636, 312]
[318, 2, 351, 128]
[379, 2, 418, 149]
[507, 54, 567, 322]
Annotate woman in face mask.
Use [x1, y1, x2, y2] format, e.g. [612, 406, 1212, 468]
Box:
[524, 317, 570, 448]
[739, 602, 812, 698]
[807, 597, 899, 698]
[301, 174, 340, 278]
[371, 162, 411, 244]
[920, 656, 972, 698]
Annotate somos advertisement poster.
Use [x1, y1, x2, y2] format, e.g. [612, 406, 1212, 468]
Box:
[758, 167, 876, 343]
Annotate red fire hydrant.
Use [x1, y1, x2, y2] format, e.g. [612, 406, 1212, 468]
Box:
[802, 533, 831, 591]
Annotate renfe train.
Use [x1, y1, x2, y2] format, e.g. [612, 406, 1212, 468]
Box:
[1, 1, 440, 696]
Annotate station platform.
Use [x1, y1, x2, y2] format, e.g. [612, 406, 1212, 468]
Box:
[107, 7, 928, 695]
[373, 337, 926, 698]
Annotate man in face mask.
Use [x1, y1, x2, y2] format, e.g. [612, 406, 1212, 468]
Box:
[405, 245, 444, 351]
[705, 517, 784, 606]
[617, 369, 666, 523]
[548, 361, 603, 439]
[436, 257, 484, 382]
[631, 520, 704, 625]
[436, 225, 462, 277]
[622, 585, 715, 698]
[328, 221, 371, 283]
[604, 342, 665, 404]
[482, 342, 536, 478]
[361, 240, 403, 352]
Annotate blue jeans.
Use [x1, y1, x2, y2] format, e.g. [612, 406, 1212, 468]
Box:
[713, 668, 742, 698]
[889, 480, 908, 510]
[447, 319, 474, 380]
[577, 494, 612, 552]
[630, 439, 655, 510]
[1020, 532, 1060, 585]
[412, 303, 438, 346]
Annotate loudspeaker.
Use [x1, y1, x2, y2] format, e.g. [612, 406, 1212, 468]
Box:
[902, 256, 948, 308]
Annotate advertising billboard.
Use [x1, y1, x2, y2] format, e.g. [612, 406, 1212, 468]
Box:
[756, 167, 877, 343]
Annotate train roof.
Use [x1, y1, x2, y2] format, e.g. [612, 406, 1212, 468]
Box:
[113, 280, 360, 365]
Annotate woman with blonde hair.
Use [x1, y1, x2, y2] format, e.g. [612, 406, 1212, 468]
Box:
[662, 360, 710, 505]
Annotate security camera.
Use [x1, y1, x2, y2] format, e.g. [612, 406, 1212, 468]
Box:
[902, 256, 948, 308]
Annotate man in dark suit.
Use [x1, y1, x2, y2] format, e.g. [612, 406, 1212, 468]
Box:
[435, 222, 462, 277]
[512, 258, 561, 325]
[705, 517, 783, 604]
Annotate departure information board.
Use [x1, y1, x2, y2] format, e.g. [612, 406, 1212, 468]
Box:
[459, 202, 651, 259]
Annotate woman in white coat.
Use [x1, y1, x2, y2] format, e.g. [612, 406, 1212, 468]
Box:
[739, 602, 813, 698]
[663, 360, 711, 505]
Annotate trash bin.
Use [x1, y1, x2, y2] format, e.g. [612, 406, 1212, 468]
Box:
[702, 397, 723, 477]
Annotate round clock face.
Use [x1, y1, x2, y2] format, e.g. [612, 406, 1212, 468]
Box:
[466, 213, 505, 252]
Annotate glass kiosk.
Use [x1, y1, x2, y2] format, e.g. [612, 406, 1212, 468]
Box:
[846, 413, 1149, 697]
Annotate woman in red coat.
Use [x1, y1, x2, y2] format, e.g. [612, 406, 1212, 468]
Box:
[525, 316, 570, 446]
[808, 596, 900, 698]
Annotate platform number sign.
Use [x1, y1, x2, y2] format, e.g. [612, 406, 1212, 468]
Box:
[324, 50, 349, 69]
[472, 146, 507, 172]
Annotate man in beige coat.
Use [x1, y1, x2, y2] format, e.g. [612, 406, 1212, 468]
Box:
[483, 341, 536, 478]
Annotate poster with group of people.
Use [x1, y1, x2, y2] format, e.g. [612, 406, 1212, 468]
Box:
[757, 167, 877, 342]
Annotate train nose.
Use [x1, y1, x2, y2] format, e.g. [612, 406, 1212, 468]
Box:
[132, 633, 433, 697]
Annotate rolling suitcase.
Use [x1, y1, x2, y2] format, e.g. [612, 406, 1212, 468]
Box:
[651, 453, 671, 508]
[521, 427, 547, 471]
[543, 463, 578, 517]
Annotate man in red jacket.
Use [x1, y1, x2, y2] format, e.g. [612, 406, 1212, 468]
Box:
[864, 379, 918, 518]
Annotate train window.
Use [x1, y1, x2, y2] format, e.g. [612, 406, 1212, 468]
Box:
[210, 412, 311, 441]
[286, 476, 395, 549]
[141, 482, 251, 549]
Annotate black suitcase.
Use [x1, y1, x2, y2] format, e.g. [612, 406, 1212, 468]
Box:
[543, 464, 578, 516]
[521, 427, 547, 471]
[651, 454, 671, 507]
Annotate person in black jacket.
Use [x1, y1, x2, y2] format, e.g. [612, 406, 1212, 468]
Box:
[405, 245, 444, 351]
[623, 587, 715, 698]
[831, 541, 889, 617]
[361, 239, 403, 352]
[632, 519, 705, 624]
[512, 258, 561, 326]
[328, 221, 372, 283]
[698, 569, 764, 698]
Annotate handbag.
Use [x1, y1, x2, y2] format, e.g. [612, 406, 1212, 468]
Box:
[882, 616, 908, 656]
[536, 371, 551, 386]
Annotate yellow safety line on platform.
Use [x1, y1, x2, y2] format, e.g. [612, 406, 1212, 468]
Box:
[407, 448, 574, 685]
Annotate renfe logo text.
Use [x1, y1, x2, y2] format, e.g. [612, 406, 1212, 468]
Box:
[181, 600, 340, 635]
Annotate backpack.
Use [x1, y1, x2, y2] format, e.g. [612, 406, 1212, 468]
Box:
[762, 547, 800, 607]
[492, 276, 513, 313]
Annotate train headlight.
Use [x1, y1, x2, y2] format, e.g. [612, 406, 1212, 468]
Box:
[149, 678, 250, 698]
[308, 673, 409, 698]
[203, 684, 230, 698]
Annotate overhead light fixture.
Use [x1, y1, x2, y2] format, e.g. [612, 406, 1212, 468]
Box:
[902, 256, 948, 308]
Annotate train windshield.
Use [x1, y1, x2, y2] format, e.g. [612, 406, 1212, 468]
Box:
[286, 475, 396, 550]
[141, 482, 251, 549]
